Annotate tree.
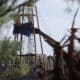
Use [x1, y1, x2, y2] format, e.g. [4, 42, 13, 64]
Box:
[0, 0, 39, 25]
[0, 0, 38, 17]
[0, 38, 31, 77]
[0, 38, 21, 64]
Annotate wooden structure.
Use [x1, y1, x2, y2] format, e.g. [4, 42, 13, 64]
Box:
[13, 1, 80, 80]
[13, 2, 45, 69]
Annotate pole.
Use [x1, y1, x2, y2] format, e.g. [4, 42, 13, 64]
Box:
[35, 6, 45, 70]
[32, 7, 37, 65]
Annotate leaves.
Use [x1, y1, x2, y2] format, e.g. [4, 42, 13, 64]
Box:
[0, 0, 38, 17]
[0, 38, 21, 64]
[0, 0, 39, 26]
[0, 0, 17, 17]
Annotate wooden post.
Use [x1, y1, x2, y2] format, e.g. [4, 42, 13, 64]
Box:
[35, 6, 45, 70]
[54, 42, 65, 80]
[68, 8, 79, 70]
[68, 8, 79, 59]
[31, 7, 37, 65]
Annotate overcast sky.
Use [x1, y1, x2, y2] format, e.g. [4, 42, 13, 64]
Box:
[37, 0, 80, 40]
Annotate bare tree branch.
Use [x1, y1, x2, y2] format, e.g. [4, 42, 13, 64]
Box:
[0, 0, 38, 17]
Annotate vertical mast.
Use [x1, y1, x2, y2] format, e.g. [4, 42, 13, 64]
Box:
[14, 1, 44, 66]
[68, 8, 79, 59]
[35, 6, 45, 69]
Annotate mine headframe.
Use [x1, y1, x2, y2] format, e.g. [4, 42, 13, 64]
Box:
[13, 2, 45, 68]
[13, 4, 67, 79]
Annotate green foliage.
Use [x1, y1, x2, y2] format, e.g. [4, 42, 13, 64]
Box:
[0, 0, 17, 17]
[0, 4, 12, 25]
[0, 38, 21, 64]
[0, 0, 39, 26]
[0, 13, 14, 26]
[0, 38, 30, 77]
[3, 63, 30, 77]
[2, 63, 30, 77]
[16, 63, 30, 76]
